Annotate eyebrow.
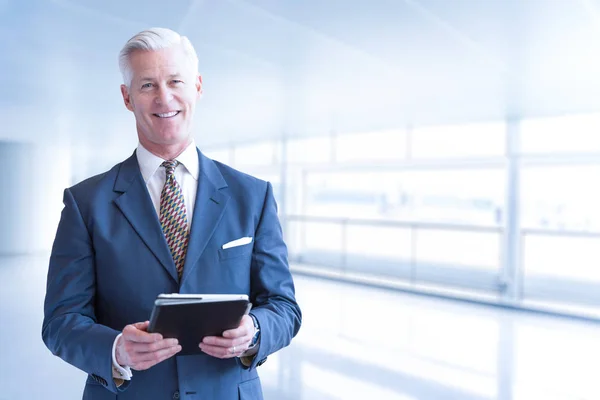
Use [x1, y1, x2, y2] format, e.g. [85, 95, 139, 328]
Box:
[139, 74, 182, 82]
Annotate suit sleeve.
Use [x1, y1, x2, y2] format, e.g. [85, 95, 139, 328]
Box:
[41, 188, 129, 393]
[246, 182, 302, 369]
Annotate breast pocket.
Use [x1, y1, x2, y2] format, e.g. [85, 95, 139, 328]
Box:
[218, 243, 253, 261]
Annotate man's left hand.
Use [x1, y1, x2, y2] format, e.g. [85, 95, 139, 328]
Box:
[199, 314, 254, 358]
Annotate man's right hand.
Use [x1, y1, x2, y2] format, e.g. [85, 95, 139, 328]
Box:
[115, 321, 181, 371]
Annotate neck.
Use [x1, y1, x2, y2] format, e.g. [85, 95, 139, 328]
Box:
[140, 138, 193, 160]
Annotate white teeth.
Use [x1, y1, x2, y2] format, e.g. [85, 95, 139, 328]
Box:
[156, 111, 178, 118]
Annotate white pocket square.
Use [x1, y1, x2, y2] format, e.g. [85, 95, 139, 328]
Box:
[222, 236, 253, 250]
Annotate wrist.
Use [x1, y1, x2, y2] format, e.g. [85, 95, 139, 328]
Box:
[112, 333, 132, 381]
[248, 314, 260, 348]
[114, 334, 125, 366]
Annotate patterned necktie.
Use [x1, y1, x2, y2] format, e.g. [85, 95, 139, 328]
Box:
[159, 160, 189, 279]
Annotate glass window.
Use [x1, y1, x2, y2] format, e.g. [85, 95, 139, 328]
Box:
[521, 113, 600, 154]
[401, 169, 505, 227]
[202, 148, 231, 165]
[304, 169, 505, 227]
[232, 141, 279, 168]
[303, 221, 343, 252]
[416, 230, 501, 270]
[304, 171, 395, 220]
[523, 234, 600, 282]
[287, 220, 345, 269]
[335, 129, 407, 163]
[345, 225, 412, 260]
[520, 165, 600, 231]
[286, 136, 332, 165]
[411, 122, 506, 158]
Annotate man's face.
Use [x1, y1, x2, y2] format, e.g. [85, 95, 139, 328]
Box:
[120, 45, 202, 151]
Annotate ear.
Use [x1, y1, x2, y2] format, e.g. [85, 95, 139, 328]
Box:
[196, 75, 203, 99]
[120, 84, 134, 112]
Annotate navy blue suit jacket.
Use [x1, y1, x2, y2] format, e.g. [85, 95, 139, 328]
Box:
[42, 149, 301, 399]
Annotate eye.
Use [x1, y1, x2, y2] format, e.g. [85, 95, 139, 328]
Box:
[141, 82, 153, 89]
[171, 80, 184, 85]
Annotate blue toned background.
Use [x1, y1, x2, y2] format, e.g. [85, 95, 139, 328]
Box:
[2, 1, 600, 399]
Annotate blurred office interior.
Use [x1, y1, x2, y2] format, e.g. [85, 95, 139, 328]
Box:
[2, 0, 600, 399]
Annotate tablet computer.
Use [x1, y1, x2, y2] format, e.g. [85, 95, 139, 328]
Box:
[148, 293, 251, 356]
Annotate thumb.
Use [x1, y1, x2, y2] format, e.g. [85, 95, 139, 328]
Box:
[132, 320, 150, 331]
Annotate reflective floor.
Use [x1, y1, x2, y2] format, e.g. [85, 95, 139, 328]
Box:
[1, 254, 600, 399]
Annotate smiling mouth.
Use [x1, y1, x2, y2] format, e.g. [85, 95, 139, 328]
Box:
[153, 111, 181, 118]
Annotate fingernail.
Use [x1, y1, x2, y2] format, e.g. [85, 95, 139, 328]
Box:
[171, 339, 179, 346]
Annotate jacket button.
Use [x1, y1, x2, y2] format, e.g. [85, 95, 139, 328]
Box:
[173, 390, 180, 399]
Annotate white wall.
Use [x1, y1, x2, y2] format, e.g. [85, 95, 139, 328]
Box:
[0, 142, 71, 254]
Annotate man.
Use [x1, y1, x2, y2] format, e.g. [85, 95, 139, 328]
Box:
[42, 27, 301, 399]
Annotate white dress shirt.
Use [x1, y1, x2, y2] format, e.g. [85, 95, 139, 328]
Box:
[136, 140, 199, 228]
[112, 140, 199, 383]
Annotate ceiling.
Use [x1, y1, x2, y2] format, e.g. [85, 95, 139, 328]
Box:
[2, 0, 600, 147]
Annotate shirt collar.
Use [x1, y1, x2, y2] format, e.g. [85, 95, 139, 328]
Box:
[136, 140, 199, 183]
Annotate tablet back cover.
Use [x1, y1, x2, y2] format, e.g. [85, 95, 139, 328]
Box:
[148, 298, 249, 356]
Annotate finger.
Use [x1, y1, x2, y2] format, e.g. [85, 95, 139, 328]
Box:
[222, 327, 247, 339]
[131, 343, 182, 365]
[132, 321, 150, 331]
[123, 324, 163, 343]
[202, 335, 230, 347]
[127, 338, 179, 354]
[202, 334, 251, 348]
[200, 341, 250, 358]
[132, 344, 182, 370]
[203, 335, 250, 348]
[133, 345, 181, 364]
[223, 316, 253, 339]
[199, 343, 241, 359]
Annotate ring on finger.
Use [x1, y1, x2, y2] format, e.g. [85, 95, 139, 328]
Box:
[231, 345, 236, 354]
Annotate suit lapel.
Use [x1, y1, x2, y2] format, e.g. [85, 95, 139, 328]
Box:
[113, 152, 179, 284]
[180, 149, 229, 285]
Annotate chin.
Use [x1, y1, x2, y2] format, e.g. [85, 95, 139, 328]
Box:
[155, 131, 187, 143]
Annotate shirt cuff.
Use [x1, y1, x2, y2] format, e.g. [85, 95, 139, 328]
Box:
[239, 355, 254, 367]
[238, 341, 259, 367]
[112, 333, 132, 381]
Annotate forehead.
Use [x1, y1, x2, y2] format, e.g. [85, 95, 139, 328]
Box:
[129, 46, 194, 79]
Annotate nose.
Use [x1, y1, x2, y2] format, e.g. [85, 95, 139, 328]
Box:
[155, 84, 174, 105]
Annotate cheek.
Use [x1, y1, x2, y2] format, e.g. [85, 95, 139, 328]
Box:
[132, 96, 152, 113]
[134, 108, 148, 121]
[183, 91, 198, 107]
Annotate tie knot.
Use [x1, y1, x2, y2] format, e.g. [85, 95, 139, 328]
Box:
[161, 160, 179, 176]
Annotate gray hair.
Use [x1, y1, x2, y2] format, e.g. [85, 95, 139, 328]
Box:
[118, 27, 199, 87]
